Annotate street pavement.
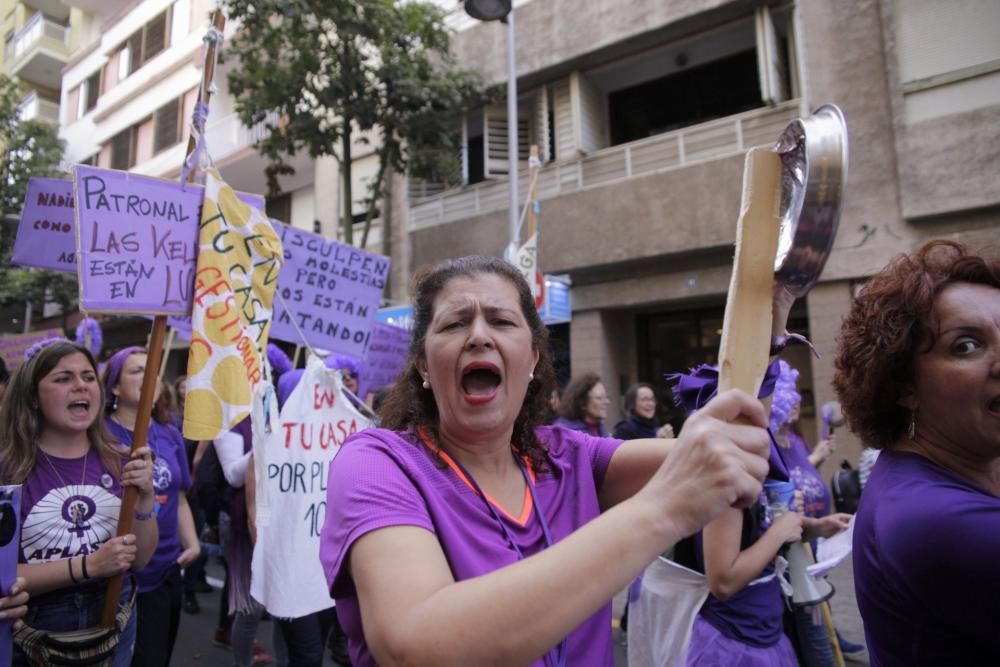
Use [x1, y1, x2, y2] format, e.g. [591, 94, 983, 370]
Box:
[172, 556, 868, 665]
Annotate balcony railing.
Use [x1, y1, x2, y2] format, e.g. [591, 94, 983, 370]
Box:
[409, 100, 801, 229]
[17, 91, 60, 124]
[6, 13, 69, 60]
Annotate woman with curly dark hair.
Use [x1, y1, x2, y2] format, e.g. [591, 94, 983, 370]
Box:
[834, 240, 1000, 666]
[318, 255, 775, 666]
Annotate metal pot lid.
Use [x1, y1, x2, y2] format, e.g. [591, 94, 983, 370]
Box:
[773, 104, 849, 297]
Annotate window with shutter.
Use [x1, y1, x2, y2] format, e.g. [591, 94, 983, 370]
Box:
[154, 98, 180, 154]
[110, 128, 135, 171]
[483, 105, 530, 178]
[143, 11, 169, 65]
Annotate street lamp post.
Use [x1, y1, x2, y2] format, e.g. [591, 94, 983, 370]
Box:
[463, 0, 519, 257]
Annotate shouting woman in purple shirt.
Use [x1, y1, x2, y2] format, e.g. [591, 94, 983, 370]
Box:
[319, 256, 780, 667]
[834, 240, 1000, 666]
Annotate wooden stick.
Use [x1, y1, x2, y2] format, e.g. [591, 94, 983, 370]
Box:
[291, 345, 302, 369]
[717, 148, 783, 397]
[158, 327, 176, 383]
[101, 8, 226, 628]
[527, 144, 539, 239]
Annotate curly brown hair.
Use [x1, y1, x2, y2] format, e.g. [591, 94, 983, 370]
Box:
[833, 240, 999, 449]
[559, 372, 604, 422]
[378, 256, 557, 472]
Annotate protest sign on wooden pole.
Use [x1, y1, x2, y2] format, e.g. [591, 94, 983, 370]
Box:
[101, 8, 226, 629]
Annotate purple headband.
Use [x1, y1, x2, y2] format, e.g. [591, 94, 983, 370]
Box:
[103, 346, 145, 410]
[23, 337, 68, 362]
[668, 359, 782, 414]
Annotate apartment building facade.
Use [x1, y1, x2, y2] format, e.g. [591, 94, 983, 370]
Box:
[390, 0, 1000, 472]
[1, 0, 80, 124]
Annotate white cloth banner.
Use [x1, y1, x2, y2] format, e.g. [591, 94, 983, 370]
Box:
[250, 356, 374, 617]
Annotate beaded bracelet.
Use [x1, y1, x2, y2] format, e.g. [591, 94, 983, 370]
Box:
[134, 508, 155, 521]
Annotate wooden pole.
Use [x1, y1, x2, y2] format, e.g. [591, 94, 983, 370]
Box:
[291, 345, 302, 369]
[158, 327, 176, 383]
[101, 9, 226, 628]
[717, 147, 783, 397]
[526, 145, 539, 238]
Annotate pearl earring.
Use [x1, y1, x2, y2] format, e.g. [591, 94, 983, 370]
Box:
[422, 378, 430, 389]
[908, 409, 916, 439]
[529, 372, 534, 381]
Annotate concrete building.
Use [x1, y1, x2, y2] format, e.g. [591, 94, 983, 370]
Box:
[392, 0, 1000, 474]
[1, 0, 84, 124]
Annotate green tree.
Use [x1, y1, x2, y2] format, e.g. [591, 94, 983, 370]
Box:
[222, 0, 493, 246]
[0, 74, 76, 328]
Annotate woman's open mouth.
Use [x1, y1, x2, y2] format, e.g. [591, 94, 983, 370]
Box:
[461, 362, 501, 405]
[68, 400, 91, 417]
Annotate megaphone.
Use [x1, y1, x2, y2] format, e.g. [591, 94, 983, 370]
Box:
[821, 401, 845, 440]
[786, 540, 834, 606]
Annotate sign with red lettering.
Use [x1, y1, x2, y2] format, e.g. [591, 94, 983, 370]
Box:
[73, 165, 265, 314]
[250, 356, 373, 617]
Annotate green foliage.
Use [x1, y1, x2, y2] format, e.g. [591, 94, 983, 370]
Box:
[0, 75, 76, 320]
[222, 0, 494, 245]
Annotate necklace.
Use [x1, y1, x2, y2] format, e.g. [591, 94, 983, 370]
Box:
[417, 430, 568, 667]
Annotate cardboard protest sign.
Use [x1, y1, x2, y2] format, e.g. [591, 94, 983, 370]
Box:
[0, 486, 21, 666]
[250, 356, 373, 618]
[182, 168, 283, 441]
[73, 165, 265, 314]
[0, 329, 64, 370]
[270, 224, 389, 358]
[11, 178, 76, 272]
[75, 166, 201, 314]
[360, 322, 410, 397]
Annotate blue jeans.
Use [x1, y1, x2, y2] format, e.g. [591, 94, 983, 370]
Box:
[14, 578, 137, 667]
[791, 604, 835, 667]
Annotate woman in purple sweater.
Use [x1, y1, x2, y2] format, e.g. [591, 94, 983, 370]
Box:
[834, 240, 1000, 666]
[319, 256, 779, 667]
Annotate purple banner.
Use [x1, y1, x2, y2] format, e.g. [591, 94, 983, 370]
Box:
[11, 178, 76, 273]
[360, 322, 410, 397]
[269, 224, 389, 358]
[0, 329, 64, 370]
[0, 485, 21, 666]
[74, 165, 264, 315]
